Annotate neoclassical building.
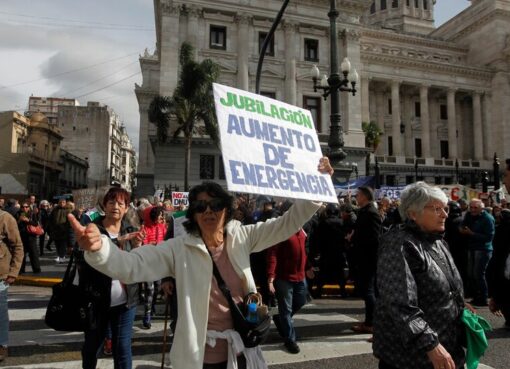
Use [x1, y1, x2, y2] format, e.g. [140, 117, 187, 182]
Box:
[135, 0, 510, 194]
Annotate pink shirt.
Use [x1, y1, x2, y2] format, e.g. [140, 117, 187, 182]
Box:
[204, 244, 244, 364]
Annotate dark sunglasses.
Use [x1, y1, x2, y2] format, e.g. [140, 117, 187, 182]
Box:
[192, 198, 226, 213]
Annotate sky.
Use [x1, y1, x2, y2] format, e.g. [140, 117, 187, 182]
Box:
[0, 0, 470, 156]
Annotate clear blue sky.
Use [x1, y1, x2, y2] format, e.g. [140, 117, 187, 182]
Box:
[435, 0, 470, 26]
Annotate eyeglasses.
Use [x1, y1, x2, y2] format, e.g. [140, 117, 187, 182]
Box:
[424, 205, 449, 215]
[192, 198, 226, 213]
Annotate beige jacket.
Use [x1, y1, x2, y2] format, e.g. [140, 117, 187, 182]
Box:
[0, 210, 24, 280]
[85, 199, 321, 369]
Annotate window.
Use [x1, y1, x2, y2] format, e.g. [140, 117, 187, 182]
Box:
[200, 155, 215, 179]
[423, 0, 428, 10]
[219, 155, 226, 180]
[392, 0, 399, 8]
[435, 177, 442, 185]
[440, 104, 447, 120]
[386, 175, 396, 186]
[440, 140, 449, 159]
[303, 96, 321, 131]
[415, 0, 419, 8]
[210, 25, 227, 50]
[304, 39, 319, 62]
[388, 136, 393, 156]
[444, 177, 453, 185]
[258, 32, 274, 56]
[406, 176, 414, 184]
[370, 1, 376, 13]
[260, 91, 276, 99]
[381, 0, 387, 10]
[415, 138, 422, 158]
[406, 0, 410, 6]
[415, 101, 421, 117]
[388, 99, 392, 115]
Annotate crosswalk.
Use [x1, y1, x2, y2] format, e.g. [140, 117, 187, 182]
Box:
[4, 285, 497, 369]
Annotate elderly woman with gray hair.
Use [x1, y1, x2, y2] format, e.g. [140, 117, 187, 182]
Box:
[374, 182, 473, 369]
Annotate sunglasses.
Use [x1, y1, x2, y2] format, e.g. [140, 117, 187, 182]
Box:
[192, 198, 226, 213]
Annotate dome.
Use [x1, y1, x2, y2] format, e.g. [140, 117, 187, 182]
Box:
[30, 112, 49, 125]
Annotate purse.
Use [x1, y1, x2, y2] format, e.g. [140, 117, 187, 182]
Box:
[27, 224, 44, 236]
[208, 250, 271, 348]
[45, 252, 97, 332]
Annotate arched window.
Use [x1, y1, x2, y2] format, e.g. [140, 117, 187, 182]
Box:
[370, 1, 376, 13]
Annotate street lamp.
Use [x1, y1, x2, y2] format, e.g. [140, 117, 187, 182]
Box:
[309, 0, 358, 166]
[493, 153, 500, 190]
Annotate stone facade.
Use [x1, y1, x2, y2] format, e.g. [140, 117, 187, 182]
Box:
[135, 0, 510, 193]
[58, 102, 136, 191]
[0, 111, 64, 197]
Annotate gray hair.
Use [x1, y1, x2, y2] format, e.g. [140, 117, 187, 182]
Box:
[399, 181, 448, 221]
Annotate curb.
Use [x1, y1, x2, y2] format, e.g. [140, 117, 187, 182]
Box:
[14, 276, 62, 287]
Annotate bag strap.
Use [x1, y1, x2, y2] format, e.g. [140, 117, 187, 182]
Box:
[62, 252, 77, 285]
[205, 246, 235, 303]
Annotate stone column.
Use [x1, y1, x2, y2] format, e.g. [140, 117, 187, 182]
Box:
[236, 13, 250, 91]
[391, 80, 402, 156]
[159, 3, 181, 95]
[447, 88, 457, 159]
[283, 21, 298, 105]
[482, 93, 493, 160]
[420, 84, 431, 158]
[375, 87, 386, 155]
[473, 91, 484, 161]
[186, 5, 200, 51]
[361, 76, 370, 124]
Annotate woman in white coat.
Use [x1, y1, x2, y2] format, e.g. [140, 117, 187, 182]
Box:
[69, 157, 333, 369]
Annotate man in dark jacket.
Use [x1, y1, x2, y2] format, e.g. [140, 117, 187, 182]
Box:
[350, 186, 381, 337]
[47, 198, 71, 263]
[445, 201, 467, 285]
[460, 199, 495, 306]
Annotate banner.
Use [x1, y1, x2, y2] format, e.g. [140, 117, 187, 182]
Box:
[213, 83, 337, 203]
[172, 210, 188, 238]
[171, 192, 189, 207]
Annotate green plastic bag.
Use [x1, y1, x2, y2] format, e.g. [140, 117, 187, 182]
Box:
[461, 308, 492, 369]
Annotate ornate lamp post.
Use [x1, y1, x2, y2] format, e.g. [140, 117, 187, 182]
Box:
[493, 153, 500, 191]
[310, 0, 358, 167]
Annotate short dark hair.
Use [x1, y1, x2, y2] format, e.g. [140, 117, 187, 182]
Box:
[149, 206, 165, 223]
[102, 187, 130, 207]
[357, 186, 375, 202]
[184, 182, 234, 235]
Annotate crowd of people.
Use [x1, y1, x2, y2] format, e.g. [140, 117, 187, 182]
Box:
[1, 157, 510, 368]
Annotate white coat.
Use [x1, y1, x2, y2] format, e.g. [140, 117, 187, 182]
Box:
[85, 199, 321, 369]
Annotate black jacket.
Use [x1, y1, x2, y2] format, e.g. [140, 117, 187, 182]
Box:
[352, 202, 381, 273]
[76, 217, 139, 316]
[374, 223, 465, 369]
[487, 218, 510, 304]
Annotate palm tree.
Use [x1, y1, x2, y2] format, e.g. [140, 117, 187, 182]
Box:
[148, 42, 220, 190]
[362, 121, 382, 152]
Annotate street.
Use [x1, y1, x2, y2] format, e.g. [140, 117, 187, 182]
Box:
[4, 282, 507, 369]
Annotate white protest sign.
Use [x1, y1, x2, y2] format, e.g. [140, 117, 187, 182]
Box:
[213, 83, 337, 203]
[171, 192, 189, 207]
[172, 210, 188, 238]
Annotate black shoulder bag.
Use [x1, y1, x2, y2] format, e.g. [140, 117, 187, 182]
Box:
[45, 252, 97, 332]
[207, 249, 271, 348]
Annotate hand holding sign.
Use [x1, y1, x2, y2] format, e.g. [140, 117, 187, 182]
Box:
[318, 157, 334, 177]
[68, 213, 103, 252]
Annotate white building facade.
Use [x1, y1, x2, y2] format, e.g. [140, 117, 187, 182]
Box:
[135, 0, 510, 194]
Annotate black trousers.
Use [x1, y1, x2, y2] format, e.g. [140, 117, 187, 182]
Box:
[379, 361, 398, 369]
[203, 354, 246, 369]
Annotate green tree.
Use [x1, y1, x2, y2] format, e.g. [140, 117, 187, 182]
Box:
[362, 121, 382, 151]
[148, 42, 220, 190]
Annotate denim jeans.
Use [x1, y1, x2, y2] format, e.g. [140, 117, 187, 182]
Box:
[274, 279, 308, 343]
[467, 250, 493, 302]
[82, 304, 136, 369]
[0, 281, 9, 346]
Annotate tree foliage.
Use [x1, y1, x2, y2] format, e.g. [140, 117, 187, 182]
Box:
[362, 121, 382, 150]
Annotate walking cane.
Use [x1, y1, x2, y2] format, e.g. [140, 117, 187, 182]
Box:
[161, 297, 171, 369]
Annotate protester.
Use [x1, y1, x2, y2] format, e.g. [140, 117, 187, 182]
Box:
[445, 201, 467, 285]
[38, 200, 51, 256]
[75, 187, 143, 369]
[16, 201, 41, 274]
[47, 197, 72, 263]
[0, 209, 23, 362]
[70, 157, 333, 369]
[460, 199, 495, 306]
[374, 182, 471, 369]
[349, 186, 381, 339]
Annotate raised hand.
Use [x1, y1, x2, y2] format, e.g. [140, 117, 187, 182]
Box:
[118, 225, 146, 248]
[68, 213, 103, 252]
[318, 156, 334, 176]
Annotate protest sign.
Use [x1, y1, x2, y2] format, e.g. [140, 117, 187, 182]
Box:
[172, 192, 189, 207]
[213, 83, 337, 203]
[73, 187, 109, 210]
[172, 210, 188, 238]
